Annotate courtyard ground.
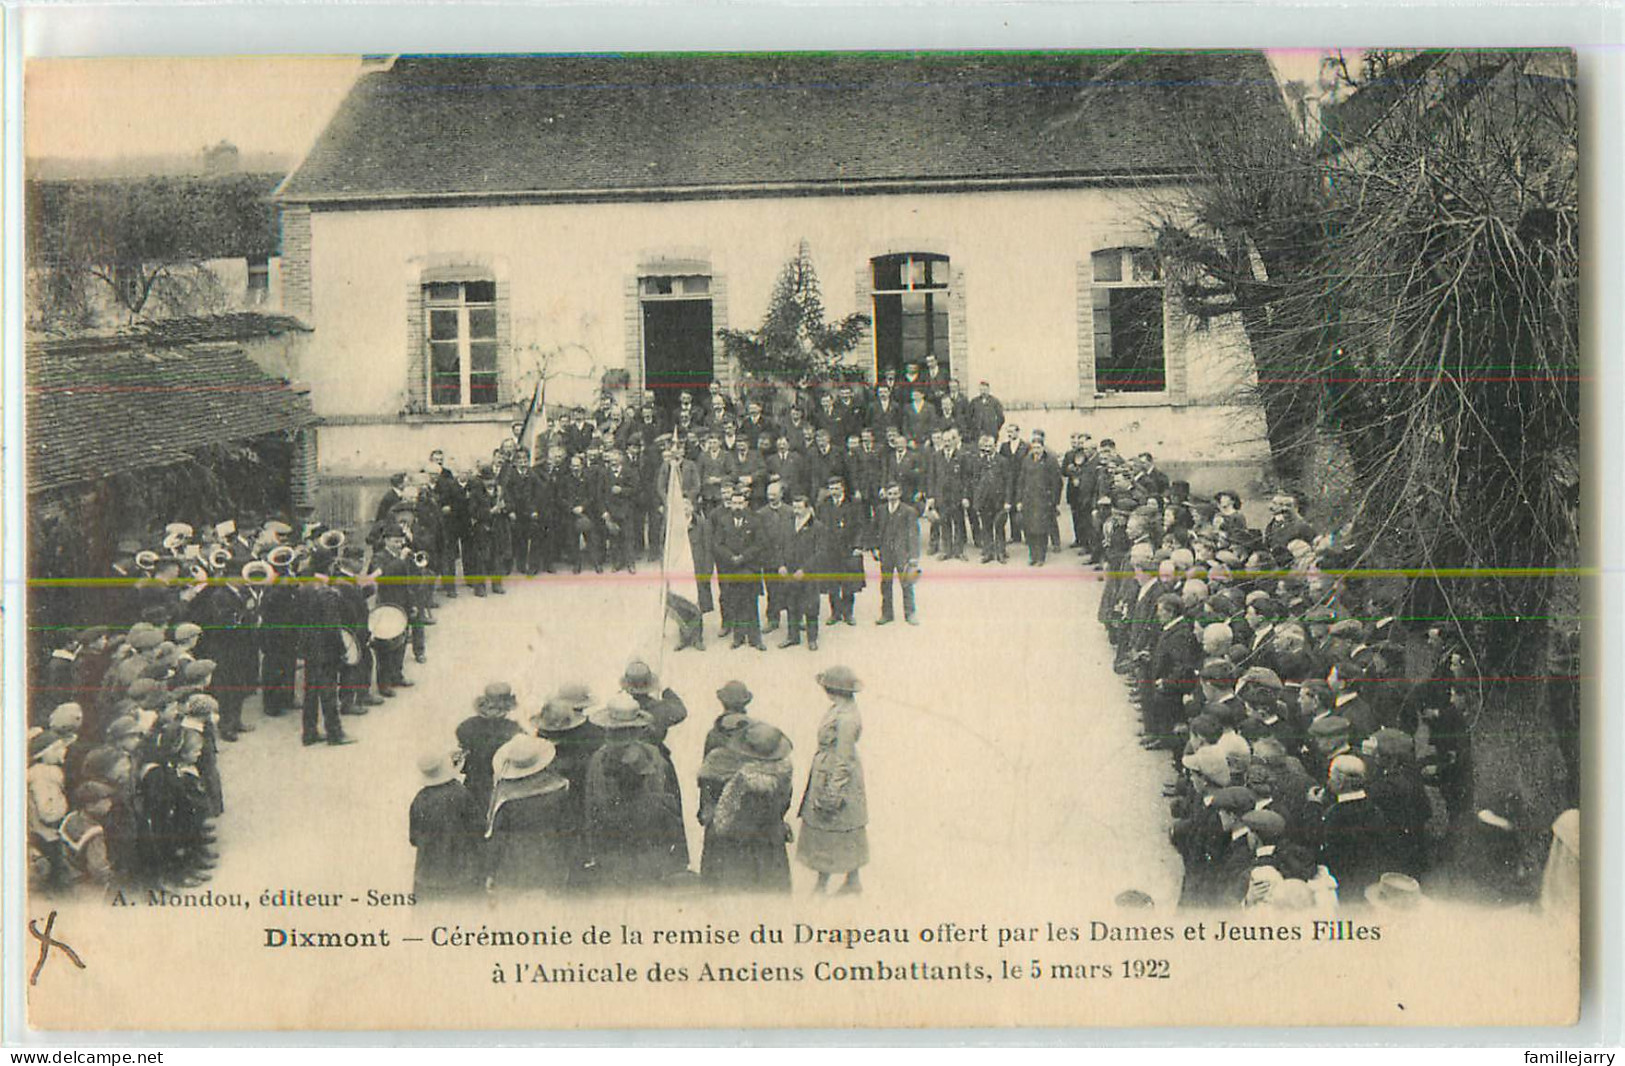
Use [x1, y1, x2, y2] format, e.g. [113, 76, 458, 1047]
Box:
[208, 547, 1184, 907]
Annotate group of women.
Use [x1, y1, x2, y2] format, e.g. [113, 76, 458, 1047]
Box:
[408, 662, 870, 898]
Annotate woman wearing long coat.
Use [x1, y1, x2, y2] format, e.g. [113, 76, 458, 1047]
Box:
[408, 752, 482, 899]
[485, 736, 574, 893]
[796, 666, 868, 894]
[699, 722, 793, 893]
[583, 696, 689, 891]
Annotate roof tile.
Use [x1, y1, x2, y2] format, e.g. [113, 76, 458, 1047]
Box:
[280, 51, 1285, 202]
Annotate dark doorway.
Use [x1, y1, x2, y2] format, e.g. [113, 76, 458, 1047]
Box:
[641, 277, 714, 417]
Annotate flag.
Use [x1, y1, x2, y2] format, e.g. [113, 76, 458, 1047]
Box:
[659, 461, 704, 652]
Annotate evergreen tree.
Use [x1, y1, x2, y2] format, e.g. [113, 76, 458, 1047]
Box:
[718, 240, 869, 385]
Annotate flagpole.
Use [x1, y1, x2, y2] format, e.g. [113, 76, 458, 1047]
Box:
[655, 460, 681, 679]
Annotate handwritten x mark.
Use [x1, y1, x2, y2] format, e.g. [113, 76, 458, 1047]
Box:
[29, 911, 86, 985]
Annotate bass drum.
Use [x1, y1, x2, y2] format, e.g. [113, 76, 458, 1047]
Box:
[339, 629, 363, 667]
[367, 603, 410, 650]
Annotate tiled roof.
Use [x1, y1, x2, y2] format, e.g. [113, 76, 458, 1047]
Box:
[27, 336, 316, 495]
[279, 51, 1285, 203]
[29, 313, 311, 358]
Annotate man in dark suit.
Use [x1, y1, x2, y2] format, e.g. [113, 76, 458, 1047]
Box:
[868, 384, 905, 439]
[754, 482, 795, 635]
[874, 481, 921, 626]
[429, 450, 466, 598]
[968, 380, 1005, 443]
[969, 434, 1010, 563]
[374, 473, 407, 527]
[803, 430, 847, 506]
[697, 434, 730, 518]
[777, 404, 812, 455]
[1015, 429, 1063, 566]
[881, 432, 924, 509]
[726, 437, 768, 510]
[927, 429, 971, 560]
[817, 476, 865, 625]
[1147, 594, 1200, 748]
[562, 408, 594, 456]
[996, 423, 1029, 547]
[1062, 433, 1101, 557]
[299, 554, 354, 747]
[847, 427, 884, 545]
[709, 486, 766, 649]
[561, 454, 602, 574]
[372, 526, 416, 695]
[738, 400, 773, 447]
[774, 491, 827, 649]
[601, 450, 639, 573]
[902, 390, 943, 446]
[1312, 754, 1392, 904]
[765, 436, 807, 503]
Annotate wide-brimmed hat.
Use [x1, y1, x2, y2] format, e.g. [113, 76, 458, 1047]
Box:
[716, 680, 754, 707]
[816, 665, 862, 694]
[620, 659, 659, 695]
[554, 682, 594, 710]
[1364, 872, 1426, 910]
[728, 721, 792, 762]
[588, 692, 653, 731]
[533, 699, 587, 736]
[712, 711, 751, 738]
[417, 751, 456, 786]
[496, 735, 558, 781]
[476, 682, 518, 716]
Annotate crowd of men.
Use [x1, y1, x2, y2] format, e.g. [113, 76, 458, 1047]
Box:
[31, 361, 1575, 909]
[409, 664, 843, 898]
[1087, 465, 1558, 911]
[26, 511, 454, 894]
[366, 370, 1076, 652]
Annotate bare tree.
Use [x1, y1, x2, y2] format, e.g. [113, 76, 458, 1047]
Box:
[1154, 50, 1580, 834]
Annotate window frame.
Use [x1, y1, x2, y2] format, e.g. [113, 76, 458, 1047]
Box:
[423, 279, 500, 409]
[870, 252, 951, 378]
[246, 255, 271, 306]
[1090, 245, 1168, 397]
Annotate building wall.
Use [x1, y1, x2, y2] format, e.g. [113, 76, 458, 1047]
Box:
[26, 256, 283, 331]
[295, 185, 1270, 519]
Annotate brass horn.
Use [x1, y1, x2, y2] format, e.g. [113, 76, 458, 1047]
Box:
[188, 561, 212, 583]
[413, 551, 430, 568]
[242, 560, 276, 585]
[318, 529, 347, 551]
[266, 545, 296, 570]
[208, 546, 234, 571]
[134, 549, 160, 572]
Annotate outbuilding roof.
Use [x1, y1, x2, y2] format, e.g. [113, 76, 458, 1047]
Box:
[28, 332, 316, 495]
[279, 51, 1284, 205]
